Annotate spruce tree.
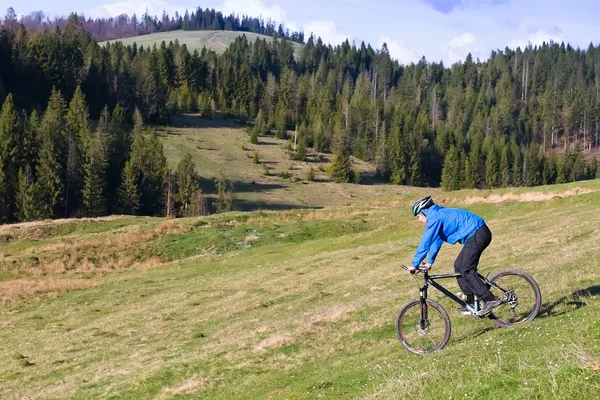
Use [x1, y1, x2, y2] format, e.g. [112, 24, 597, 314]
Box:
[500, 143, 511, 187]
[388, 114, 406, 185]
[0, 166, 6, 223]
[0, 93, 20, 220]
[295, 135, 307, 161]
[34, 133, 63, 219]
[485, 145, 500, 189]
[118, 161, 140, 215]
[106, 105, 129, 212]
[65, 86, 91, 216]
[275, 106, 287, 139]
[407, 136, 421, 186]
[215, 172, 234, 213]
[16, 166, 37, 222]
[38, 88, 67, 216]
[543, 154, 558, 185]
[441, 145, 461, 191]
[175, 152, 198, 216]
[329, 143, 351, 183]
[252, 109, 265, 143]
[82, 136, 107, 217]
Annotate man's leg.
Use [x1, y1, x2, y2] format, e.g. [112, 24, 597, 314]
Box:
[456, 225, 497, 312]
[454, 250, 474, 313]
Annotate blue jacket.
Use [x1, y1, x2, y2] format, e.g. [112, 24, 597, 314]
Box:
[412, 205, 485, 267]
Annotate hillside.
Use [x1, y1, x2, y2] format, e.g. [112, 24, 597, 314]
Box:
[159, 116, 406, 212]
[101, 30, 304, 56]
[1, 181, 600, 399]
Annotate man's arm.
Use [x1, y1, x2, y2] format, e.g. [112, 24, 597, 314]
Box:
[427, 236, 444, 264]
[412, 220, 442, 267]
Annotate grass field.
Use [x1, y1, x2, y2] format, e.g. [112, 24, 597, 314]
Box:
[101, 30, 304, 56]
[1, 180, 600, 399]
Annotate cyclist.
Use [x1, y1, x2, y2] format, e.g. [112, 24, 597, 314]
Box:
[408, 195, 501, 316]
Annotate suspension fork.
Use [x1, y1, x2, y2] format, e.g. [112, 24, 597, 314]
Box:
[419, 282, 429, 329]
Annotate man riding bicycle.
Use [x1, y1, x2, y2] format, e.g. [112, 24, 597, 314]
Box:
[409, 196, 501, 316]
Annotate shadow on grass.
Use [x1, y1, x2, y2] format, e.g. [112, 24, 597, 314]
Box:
[162, 114, 245, 131]
[233, 200, 322, 212]
[537, 285, 600, 318]
[196, 177, 321, 213]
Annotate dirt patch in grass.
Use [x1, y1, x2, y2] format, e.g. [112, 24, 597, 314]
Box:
[2, 221, 191, 277]
[458, 187, 598, 204]
[164, 377, 208, 395]
[0, 278, 98, 304]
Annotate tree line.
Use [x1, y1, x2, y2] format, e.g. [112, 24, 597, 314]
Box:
[0, 86, 232, 224]
[3, 6, 304, 43]
[1, 14, 599, 224]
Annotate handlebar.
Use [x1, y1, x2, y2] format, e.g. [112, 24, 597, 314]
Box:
[401, 264, 431, 274]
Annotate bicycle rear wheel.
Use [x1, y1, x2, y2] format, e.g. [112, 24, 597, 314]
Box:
[396, 299, 451, 355]
[487, 269, 541, 328]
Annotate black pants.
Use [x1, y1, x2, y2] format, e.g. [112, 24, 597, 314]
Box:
[454, 224, 492, 300]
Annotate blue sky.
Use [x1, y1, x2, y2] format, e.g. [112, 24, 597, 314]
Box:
[4, 0, 600, 65]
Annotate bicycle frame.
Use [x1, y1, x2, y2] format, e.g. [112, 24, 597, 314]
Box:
[418, 271, 505, 316]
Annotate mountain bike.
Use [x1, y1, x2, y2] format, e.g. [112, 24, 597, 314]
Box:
[396, 264, 541, 355]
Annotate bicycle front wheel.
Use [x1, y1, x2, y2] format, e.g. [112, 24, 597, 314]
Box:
[487, 269, 541, 328]
[396, 299, 451, 355]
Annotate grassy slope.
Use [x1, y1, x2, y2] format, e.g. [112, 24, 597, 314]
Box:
[1, 181, 600, 399]
[101, 30, 304, 56]
[159, 117, 408, 211]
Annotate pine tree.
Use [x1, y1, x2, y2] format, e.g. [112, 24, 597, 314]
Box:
[82, 136, 107, 217]
[175, 152, 198, 216]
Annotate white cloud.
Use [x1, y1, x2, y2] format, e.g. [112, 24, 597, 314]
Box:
[379, 35, 420, 65]
[89, 0, 185, 18]
[221, 0, 288, 24]
[444, 32, 479, 64]
[509, 29, 563, 49]
[449, 32, 476, 48]
[304, 20, 350, 46]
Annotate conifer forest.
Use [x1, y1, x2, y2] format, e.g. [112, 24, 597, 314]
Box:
[0, 7, 599, 223]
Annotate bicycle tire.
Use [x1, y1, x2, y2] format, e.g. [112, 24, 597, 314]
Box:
[487, 269, 541, 328]
[396, 299, 451, 355]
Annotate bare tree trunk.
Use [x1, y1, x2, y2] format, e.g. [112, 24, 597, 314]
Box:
[374, 108, 379, 141]
[166, 175, 172, 218]
[543, 126, 546, 152]
[521, 58, 526, 102]
[583, 111, 587, 153]
[524, 59, 529, 104]
[293, 125, 297, 151]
